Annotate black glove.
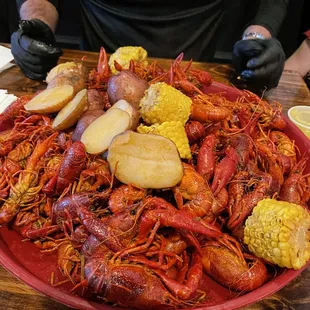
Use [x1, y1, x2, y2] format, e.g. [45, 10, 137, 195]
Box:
[232, 38, 285, 90]
[11, 19, 62, 80]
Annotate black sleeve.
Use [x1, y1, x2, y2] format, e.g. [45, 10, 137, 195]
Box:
[16, 0, 59, 12]
[249, 0, 290, 37]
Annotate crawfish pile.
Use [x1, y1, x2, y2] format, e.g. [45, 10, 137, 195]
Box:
[0, 49, 309, 309]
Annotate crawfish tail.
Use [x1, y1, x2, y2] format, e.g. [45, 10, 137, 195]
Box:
[190, 103, 230, 123]
[26, 132, 58, 171]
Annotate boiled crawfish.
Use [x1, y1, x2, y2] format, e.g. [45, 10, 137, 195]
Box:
[201, 236, 268, 292]
[43, 141, 87, 195]
[0, 133, 57, 225]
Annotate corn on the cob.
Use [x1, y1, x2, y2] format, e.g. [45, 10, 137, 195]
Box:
[108, 46, 148, 74]
[137, 121, 191, 159]
[244, 198, 310, 270]
[139, 82, 192, 126]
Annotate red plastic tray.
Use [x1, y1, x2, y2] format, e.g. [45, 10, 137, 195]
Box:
[0, 82, 309, 310]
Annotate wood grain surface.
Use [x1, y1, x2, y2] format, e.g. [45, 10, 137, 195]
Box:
[0, 46, 309, 310]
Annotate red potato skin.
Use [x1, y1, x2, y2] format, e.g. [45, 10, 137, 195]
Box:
[129, 106, 140, 131]
[87, 89, 106, 111]
[72, 110, 105, 142]
[107, 70, 149, 109]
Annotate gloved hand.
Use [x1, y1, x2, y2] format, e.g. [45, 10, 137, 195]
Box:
[11, 19, 62, 80]
[232, 38, 285, 90]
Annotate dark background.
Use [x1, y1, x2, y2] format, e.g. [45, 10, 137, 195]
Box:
[0, 0, 309, 60]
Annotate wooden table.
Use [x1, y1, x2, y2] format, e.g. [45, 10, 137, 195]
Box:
[0, 48, 310, 310]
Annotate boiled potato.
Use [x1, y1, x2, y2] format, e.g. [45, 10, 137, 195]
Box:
[52, 89, 88, 130]
[47, 64, 86, 94]
[81, 108, 131, 154]
[110, 99, 140, 130]
[107, 70, 149, 109]
[107, 131, 183, 189]
[72, 109, 105, 142]
[24, 85, 74, 114]
[46, 62, 77, 84]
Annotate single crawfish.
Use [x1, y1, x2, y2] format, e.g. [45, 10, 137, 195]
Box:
[150, 52, 211, 95]
[229, 133, 254, 170]
[269, 130, 297, 173]
[174, 163, 227, 222]
[211, 146, 239, 196]
[0, 95, 33, 132]
[43, 141, 87, 195]
[251, 98, 286, 130]
[201, 236, 268, 292]
[227, 170, 272, 232]
[57, 241, 81, 284]
[196, 134, 216, 182]
[82, 241, 180, 309]
[13, 212, 59, 239]
[279, 158, 310, 206]
[75, 157, 112, 193]
[0, 133, 58, 225]
[256, 140, 284, 192]
[7, 140, 33, 168]
[0, 130, 27, 158]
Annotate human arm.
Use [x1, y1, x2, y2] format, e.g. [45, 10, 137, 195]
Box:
[232, 0, 289, 89]
[11, 0, 62, 80]
[284, 30, 310, 78]
[18, 0, 59, 32]
[244, 0, 289, 38]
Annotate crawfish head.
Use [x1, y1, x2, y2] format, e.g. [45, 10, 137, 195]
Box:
[185, 120, 206, 145]
[279, 158, 310, 205]
[108, 184, 146, 213]
[52, 191, 110, 225]
[229, 133, 253, 170]
[57, 241, 81, 284]
[77, 202, 144, 252]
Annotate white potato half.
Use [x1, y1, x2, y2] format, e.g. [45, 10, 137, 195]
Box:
[110, 99, 140, 130]
[81, 108, 131, 154]
[52, 89, 88, 130]
[107, 130, 183, 189]
[24, 85, 74, 114]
